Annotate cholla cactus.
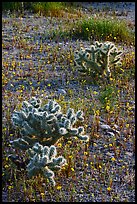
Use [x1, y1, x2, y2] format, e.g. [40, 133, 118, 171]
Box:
[11, 97, 89, 150]
[10, 97, 89, 186]
[26, 143, 66, 186]
[75, 41, 122, 77]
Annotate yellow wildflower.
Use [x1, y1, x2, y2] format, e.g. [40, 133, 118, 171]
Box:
[93, 91, 98, 95]
[99, 165, 102, 169]
[86, 27, 89, 32]
[68, 155, 73, 159]
[67, 140, 72, 144]
[58, 143, 62, 148]
[126, 124, 129, 128]
[8, 186, 13, 190]
[95, 110, 100, 115]
[84, 152, 88, 156]
[109, 144, 113, 147]
[106, 105, 110, 111]
[6, 157, 8, 161]
[40, 193, 45, 197]
[107, 187, 111, 191]
[56, 185, 62, 190]
[111, 157, 116, 162]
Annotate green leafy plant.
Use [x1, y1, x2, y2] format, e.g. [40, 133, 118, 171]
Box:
[75, 41, 122, 78]
[98, 85, 118, 109]
[71, 17, 134, 44]
[31, 2, 65, 17]
[2, 2, 23, 12]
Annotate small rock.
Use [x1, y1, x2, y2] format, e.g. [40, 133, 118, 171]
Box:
[106, 152, 114, 157]
[107, 132, 115, 137]
[100, 124, 112, 131]
[56, 89, 67, 96]
[113, 129, 120, 135]
[113, 124, 120, 130]
[125, 151, 133, 157]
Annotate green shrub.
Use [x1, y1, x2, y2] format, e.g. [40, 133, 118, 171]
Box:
[2, 2, 23, 12]
[98, 85, 118, 109]
[31, 2, 65, 16]
[59, 17, 134, 45]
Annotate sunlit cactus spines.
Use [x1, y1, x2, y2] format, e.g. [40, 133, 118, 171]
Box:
[11, 98, 89, 150]
[26, 143, 66, 186]
[75, 41, 122, 78]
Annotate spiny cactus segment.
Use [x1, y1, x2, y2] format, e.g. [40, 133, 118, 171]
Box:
[11, 97, 89, 150]
[26, 142, 66, 186]
[75, 41, 122, 77]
